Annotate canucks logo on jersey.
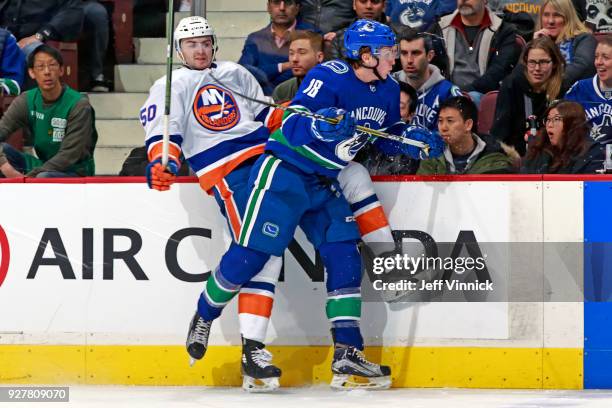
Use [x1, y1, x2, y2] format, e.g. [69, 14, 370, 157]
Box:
[193, 84, 241, 131]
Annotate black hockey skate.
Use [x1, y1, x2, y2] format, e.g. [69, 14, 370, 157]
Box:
[241, 337, 281, 392]
[186, 311, 212, 366]
[330, 344, 391, 390]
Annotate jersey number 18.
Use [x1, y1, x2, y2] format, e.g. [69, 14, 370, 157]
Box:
[303, 79, 323, 98]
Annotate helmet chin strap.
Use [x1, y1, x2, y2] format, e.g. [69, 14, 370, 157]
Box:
[360, 55, 384, 81]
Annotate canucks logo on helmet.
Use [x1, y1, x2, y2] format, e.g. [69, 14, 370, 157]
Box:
[343, 19, 396, 60]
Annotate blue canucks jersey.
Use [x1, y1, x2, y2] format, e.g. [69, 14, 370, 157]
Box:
[412, 79, 462, 131]
[566, 75, 612, 144]
[267, 60, 402, 177]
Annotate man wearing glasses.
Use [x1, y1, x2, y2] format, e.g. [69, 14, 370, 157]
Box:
[0, 45, 96, 178]
[239, 0, 319, 95]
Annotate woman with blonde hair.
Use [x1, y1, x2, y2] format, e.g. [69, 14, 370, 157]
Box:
[521, 100, 604, 174]
[491, 36, 565, 156]
[533, 0, 597, 89]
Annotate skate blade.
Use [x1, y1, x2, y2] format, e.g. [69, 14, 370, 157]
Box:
[189, 357, 197, 367]
[242, 375, 280, 393]
[330, 374, 391, 390]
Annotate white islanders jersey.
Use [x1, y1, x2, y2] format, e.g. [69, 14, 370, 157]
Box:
[140, 61, 271, 191]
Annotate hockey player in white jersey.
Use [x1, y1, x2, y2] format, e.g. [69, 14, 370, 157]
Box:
[140, 16, 282, 392]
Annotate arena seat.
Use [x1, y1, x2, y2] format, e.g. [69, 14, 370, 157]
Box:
[516, 34, 527, 53]
[478, 91, 499, 136]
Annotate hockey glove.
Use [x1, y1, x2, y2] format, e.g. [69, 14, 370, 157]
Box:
[401, 126, 445, 160]
[146, 157, 180, 191]
[311, 107, 356, 142]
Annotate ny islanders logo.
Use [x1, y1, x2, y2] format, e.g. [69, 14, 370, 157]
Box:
[193, 84, 240, 131]
[0, 225, 10, 288]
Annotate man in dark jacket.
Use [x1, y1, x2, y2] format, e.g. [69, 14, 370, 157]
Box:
[298, 0, 356, 34]
[0, 0, 84, 50]
[429, 0, 520, 106]
[238, 0, 319, 95]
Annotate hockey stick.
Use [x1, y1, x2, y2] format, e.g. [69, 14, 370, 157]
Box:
[161, 0, 175, 167]
[207, 72, 430, 154]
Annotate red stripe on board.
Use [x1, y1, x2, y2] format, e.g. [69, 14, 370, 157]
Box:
[0, 225, 10, 288]
[371, 174, 545, 182]
[4, 175, 612, 184]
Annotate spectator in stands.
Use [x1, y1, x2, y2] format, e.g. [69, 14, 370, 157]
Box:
[533, 0, 597, 90]
[326, 0, 388, 61]
[491, 36, 564, 156]
[0, 45, 97, 178]
[298, 0, 355, 35]
[359, 81, 421, 175]
[0, 0, 83, 55]
[418, 96, 517, 174]
[429, 0, 520, 107]
[272, 30, 324, 102]
[392, 30, 462, 131]
[239, 0, 319, 95]
[399, 80, 418, 123]
[82, 1, 111, 92]
[488, 0, 586, 24]
[386, 0, 455, 31]
[521, 100, 604, 173]
[0, 29, 26, 95]
[565, 35, 612, 144]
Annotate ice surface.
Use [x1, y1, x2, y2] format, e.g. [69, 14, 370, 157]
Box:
[11, 386, 612, 408]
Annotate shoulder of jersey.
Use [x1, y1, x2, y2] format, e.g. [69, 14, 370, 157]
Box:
[566, 78, 587, 95]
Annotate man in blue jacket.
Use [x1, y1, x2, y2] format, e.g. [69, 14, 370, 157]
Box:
[239, 0, 319, 95]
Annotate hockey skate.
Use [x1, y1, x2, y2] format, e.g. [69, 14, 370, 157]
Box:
[186, 311, 212, 366]
[241, 338, 281, 393]
[330, 345, 391, 390]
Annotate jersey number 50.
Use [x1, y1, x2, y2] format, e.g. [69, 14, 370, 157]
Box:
[139, 105, 157, 126]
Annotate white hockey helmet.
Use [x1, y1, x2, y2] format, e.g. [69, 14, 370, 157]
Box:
[174, 16, 218, 65]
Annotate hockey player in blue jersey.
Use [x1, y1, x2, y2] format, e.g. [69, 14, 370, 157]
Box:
[186, 19, 443, 390]
[565, 37, 612, 145]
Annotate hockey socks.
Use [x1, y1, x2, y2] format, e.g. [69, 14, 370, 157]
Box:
[198, 242, 270, 321]
[320, 241, 364, 350]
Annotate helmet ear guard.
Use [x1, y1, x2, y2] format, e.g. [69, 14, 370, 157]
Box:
[174, 16, 218, 66]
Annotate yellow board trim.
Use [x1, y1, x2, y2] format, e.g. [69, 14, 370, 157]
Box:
[0, 345, 582, 389]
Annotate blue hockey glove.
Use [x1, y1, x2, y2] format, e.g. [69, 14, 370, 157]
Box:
[311, 107, 356, 142]
[401, 126, 445, 160]
[146, 157, 180, 191]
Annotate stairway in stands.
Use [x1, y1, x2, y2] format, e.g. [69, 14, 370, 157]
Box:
[88, 0, 268, 175]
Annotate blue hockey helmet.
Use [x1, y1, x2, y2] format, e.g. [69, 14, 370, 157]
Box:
[343, 19, 397, 60]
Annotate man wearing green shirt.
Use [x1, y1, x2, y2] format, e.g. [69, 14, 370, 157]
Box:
[0, 44, 97, 178]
